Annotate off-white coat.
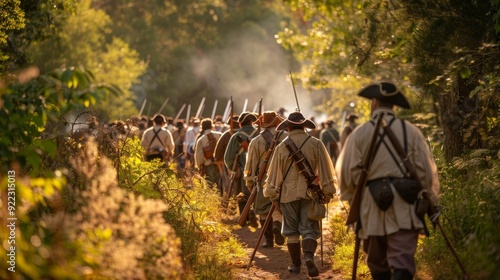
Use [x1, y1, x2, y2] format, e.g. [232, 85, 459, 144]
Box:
[264, 129, 337, 203]
[335, 107, 440, 239]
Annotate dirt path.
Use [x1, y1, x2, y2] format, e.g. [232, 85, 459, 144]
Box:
[227, 203, 344, 280]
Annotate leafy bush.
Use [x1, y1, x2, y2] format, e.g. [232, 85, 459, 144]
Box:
[117, 136, 247, 279]
[416, 149, 500, 279]
[327, 202, 370, 280]
[1, 67, 246, 279]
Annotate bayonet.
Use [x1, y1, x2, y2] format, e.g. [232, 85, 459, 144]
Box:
[289, 70, 300, 112]
[174, 103, 187, 123]
[195, 97, 206, 118]
[211, 99, 218, 120]
[242, 98, 248, 112]
[156, 97, 170, 115]
[138, 99, 147, 117]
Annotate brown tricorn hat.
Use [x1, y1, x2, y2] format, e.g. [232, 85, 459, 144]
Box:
[357, 82, 411, 109]
[277, 112, 316, 131]
[256, 111, 284, 128]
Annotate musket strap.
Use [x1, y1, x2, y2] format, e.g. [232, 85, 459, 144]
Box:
[147, 128, 166, 154]
[284, 136, 316, 184]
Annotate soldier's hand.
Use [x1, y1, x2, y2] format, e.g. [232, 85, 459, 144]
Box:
[322, 194, 334, 204]
[246, 181, 253, 191]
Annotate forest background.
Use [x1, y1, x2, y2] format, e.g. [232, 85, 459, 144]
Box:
[0, 0, 499, 279]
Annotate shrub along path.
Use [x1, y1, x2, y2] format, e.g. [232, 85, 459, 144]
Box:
[228, 202, 343, 279]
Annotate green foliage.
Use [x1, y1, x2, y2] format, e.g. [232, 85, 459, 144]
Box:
[327, 203, 370, 279]
[280, 0, 500, 160]
[0, 67, 119, 173]
[0, 0, 25, 45]
[416, 149, 500, 279]
[117, 134, 246, 278]
[0, 0, 75, 74]
[28, 0, 146, 120]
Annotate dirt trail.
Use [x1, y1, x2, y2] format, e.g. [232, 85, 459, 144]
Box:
[228, 203, 344, 280]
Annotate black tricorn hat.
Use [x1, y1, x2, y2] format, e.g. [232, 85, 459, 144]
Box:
[357, 82, 411, 109]
[277, 112, 316, 131]
[238, 111, 258, 124]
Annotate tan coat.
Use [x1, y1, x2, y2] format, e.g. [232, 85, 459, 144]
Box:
[335, 107, 440, 239]
[194, 130, 222, 168]
[244, 128, 287, 214]
[264, 129, 337, 203]
[141, 126, 174, 156]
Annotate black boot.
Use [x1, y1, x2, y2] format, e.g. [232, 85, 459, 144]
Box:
[392, 269, 413, 280]
[371, 271, 392, 280]
[261, 219, 274, 248]
[302, 239, 319, 277]
[248, 210, 259, 228]
[272, 221, 285, 245]
[287, 243, 301, 274]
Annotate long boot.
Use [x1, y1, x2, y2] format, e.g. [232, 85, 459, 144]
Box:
[272, 221, 285, 245]
[392, 269, 413, 280]
[286, 243, 301, 274]
[302, 239, 319, 277]
[261, 219, 274, 248]
[371, 271, 392, 280]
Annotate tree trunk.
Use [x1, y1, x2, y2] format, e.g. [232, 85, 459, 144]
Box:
[440, 75, 480, 161]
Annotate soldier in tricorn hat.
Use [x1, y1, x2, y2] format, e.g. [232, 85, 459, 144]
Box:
[224, 112, 259, 227]
[336, 82, 440, 280]
[244, 111, 287, 247]
[264, 112, 336, 277]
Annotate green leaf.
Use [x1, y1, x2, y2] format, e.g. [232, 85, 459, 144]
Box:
[38, 139, 57, 157]
[460, 67, 472, 79]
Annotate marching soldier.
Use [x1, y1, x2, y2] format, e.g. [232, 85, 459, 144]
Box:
[336, 82, 440, 280]
[319, 119, 340, 166]
[171, 120, 186, 170]
[224, 112, 259, 226]
[340, 113, 359, 149]
[141, 114, 174, 163]
[214, 115, 240, 197]
[194, 118, 222, 187]
[264, 112, 336, 277]
[244, 111, 286, 247]
[184, 117, 200, 170]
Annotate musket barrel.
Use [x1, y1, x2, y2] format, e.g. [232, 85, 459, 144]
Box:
[289, 70, 300, 112]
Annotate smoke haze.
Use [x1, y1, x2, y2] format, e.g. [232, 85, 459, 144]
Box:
[190, 19, 322, 120]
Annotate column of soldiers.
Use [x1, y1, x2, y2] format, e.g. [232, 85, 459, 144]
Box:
[90, 81, 440, 280]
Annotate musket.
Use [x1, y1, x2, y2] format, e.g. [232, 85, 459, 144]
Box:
[138, 99, 147, 117]
[381, 119, 469, 279]
[349, 112, 384, 280]
[198, 102, 206, 119]
[211, 99, 218, 120]
[320, 219, 324, 267]
[242, 98, 248, 112]
[146, 102, 152, 117]
[289, 70, 300, 112]
[237, 129, 283, 227]
[247, 160, 294, 269]
[222, 149, 242, 209]
[186, 104, 191, 125]
[195, 97, 206, 119]
[257, 97, 263, 131]
[156, 97, 170, 115]
[247, 203, 276, 269]
[230, 96, 234, 135]
[252, 101, 259, 113]
[174, 103, 187, 123]
[222, 99, 231, 123]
